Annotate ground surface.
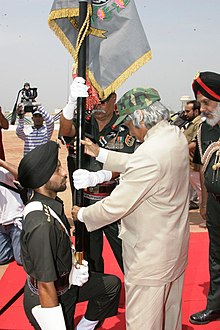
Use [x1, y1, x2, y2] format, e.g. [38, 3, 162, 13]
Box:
[0, 126, 206, 279]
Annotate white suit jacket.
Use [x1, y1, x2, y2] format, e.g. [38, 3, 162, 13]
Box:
[83, 121, 190, 286]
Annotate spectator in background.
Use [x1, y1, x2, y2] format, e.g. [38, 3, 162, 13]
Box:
[182, 100, 202, 211]
[0, 159, 23, 265]
[16, 105, 54, 155]
[0, 106, 9, 160]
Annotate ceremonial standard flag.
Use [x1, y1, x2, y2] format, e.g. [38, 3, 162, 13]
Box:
[48, 0, 152, 99]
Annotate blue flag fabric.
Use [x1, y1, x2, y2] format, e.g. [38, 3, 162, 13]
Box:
[48, 0, 152, 99]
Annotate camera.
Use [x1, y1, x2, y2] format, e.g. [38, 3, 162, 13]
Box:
[11, 83, 39, 124]
[20, 84, 38, 113]
[169, 111, 189, 129]
[20, 99, 40, 114]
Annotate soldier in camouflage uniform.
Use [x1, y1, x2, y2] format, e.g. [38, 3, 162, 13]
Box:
[189, 71, 220, 325]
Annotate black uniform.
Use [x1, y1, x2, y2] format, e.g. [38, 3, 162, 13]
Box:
[65, 112, 136, 273]
[194, 121, 220, 310]
[21, 192, 121, 330]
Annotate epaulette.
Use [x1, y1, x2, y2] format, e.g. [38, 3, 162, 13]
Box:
[24, 201, 70, 236]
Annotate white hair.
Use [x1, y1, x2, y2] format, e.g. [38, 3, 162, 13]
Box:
[126, 101, 170, 129]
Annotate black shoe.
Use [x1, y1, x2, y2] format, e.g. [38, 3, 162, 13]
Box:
[189, 309, 220, 325]
[189, 201, 199, 210]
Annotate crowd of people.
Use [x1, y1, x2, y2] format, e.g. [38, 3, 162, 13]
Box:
[0, 70, 220, 329]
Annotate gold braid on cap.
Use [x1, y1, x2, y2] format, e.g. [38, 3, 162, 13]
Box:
[194, 71, 200, 80]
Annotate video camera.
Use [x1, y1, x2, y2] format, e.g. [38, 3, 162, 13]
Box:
[20, 83, 38, 113]
[19, 99, 40, 114]
[169, 111, 189, 129]
[11, 83, 39, 124]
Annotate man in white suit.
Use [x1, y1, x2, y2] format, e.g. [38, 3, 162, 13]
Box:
[72, 87, 190, 330]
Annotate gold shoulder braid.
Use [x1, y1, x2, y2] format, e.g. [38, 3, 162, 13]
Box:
[197, 125, 203, 161]
[202, 139, 220, 183]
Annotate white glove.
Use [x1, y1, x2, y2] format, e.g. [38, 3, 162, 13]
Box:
[69, 77, 89, 102]
[69, 259, 89, 287]
[73, 169, 112, 190]
[63, 77, 89, 120]
[32, 304, 66, 330]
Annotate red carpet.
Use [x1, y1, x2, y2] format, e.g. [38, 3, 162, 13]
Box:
[1, 232, 220, 330]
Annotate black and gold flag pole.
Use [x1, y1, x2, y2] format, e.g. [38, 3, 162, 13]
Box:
[75, 0, 88, 265]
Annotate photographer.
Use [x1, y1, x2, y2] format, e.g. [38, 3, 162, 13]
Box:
[16, 104, 54, 155]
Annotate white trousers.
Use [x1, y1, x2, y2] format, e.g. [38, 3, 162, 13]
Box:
[125, 272, 185, 330]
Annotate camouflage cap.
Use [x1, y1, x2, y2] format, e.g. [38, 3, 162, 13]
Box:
[114, 87, 161, 127]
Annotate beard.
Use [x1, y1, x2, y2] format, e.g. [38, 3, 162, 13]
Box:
[45, 178, 67, 193]
[202, 103, 220, 127]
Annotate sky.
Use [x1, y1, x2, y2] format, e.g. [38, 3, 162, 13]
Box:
[1, 0, 220, 114]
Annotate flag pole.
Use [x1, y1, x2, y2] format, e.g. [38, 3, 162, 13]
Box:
[75, 0, 88, 265]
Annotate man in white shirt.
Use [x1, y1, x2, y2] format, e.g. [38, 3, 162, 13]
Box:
[0, 159, 24, 265]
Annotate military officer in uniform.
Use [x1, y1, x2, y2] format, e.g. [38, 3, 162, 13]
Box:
[189, 71, 220, 325]
[18, 141, 121, 330]
[60, 77, 136, 273]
